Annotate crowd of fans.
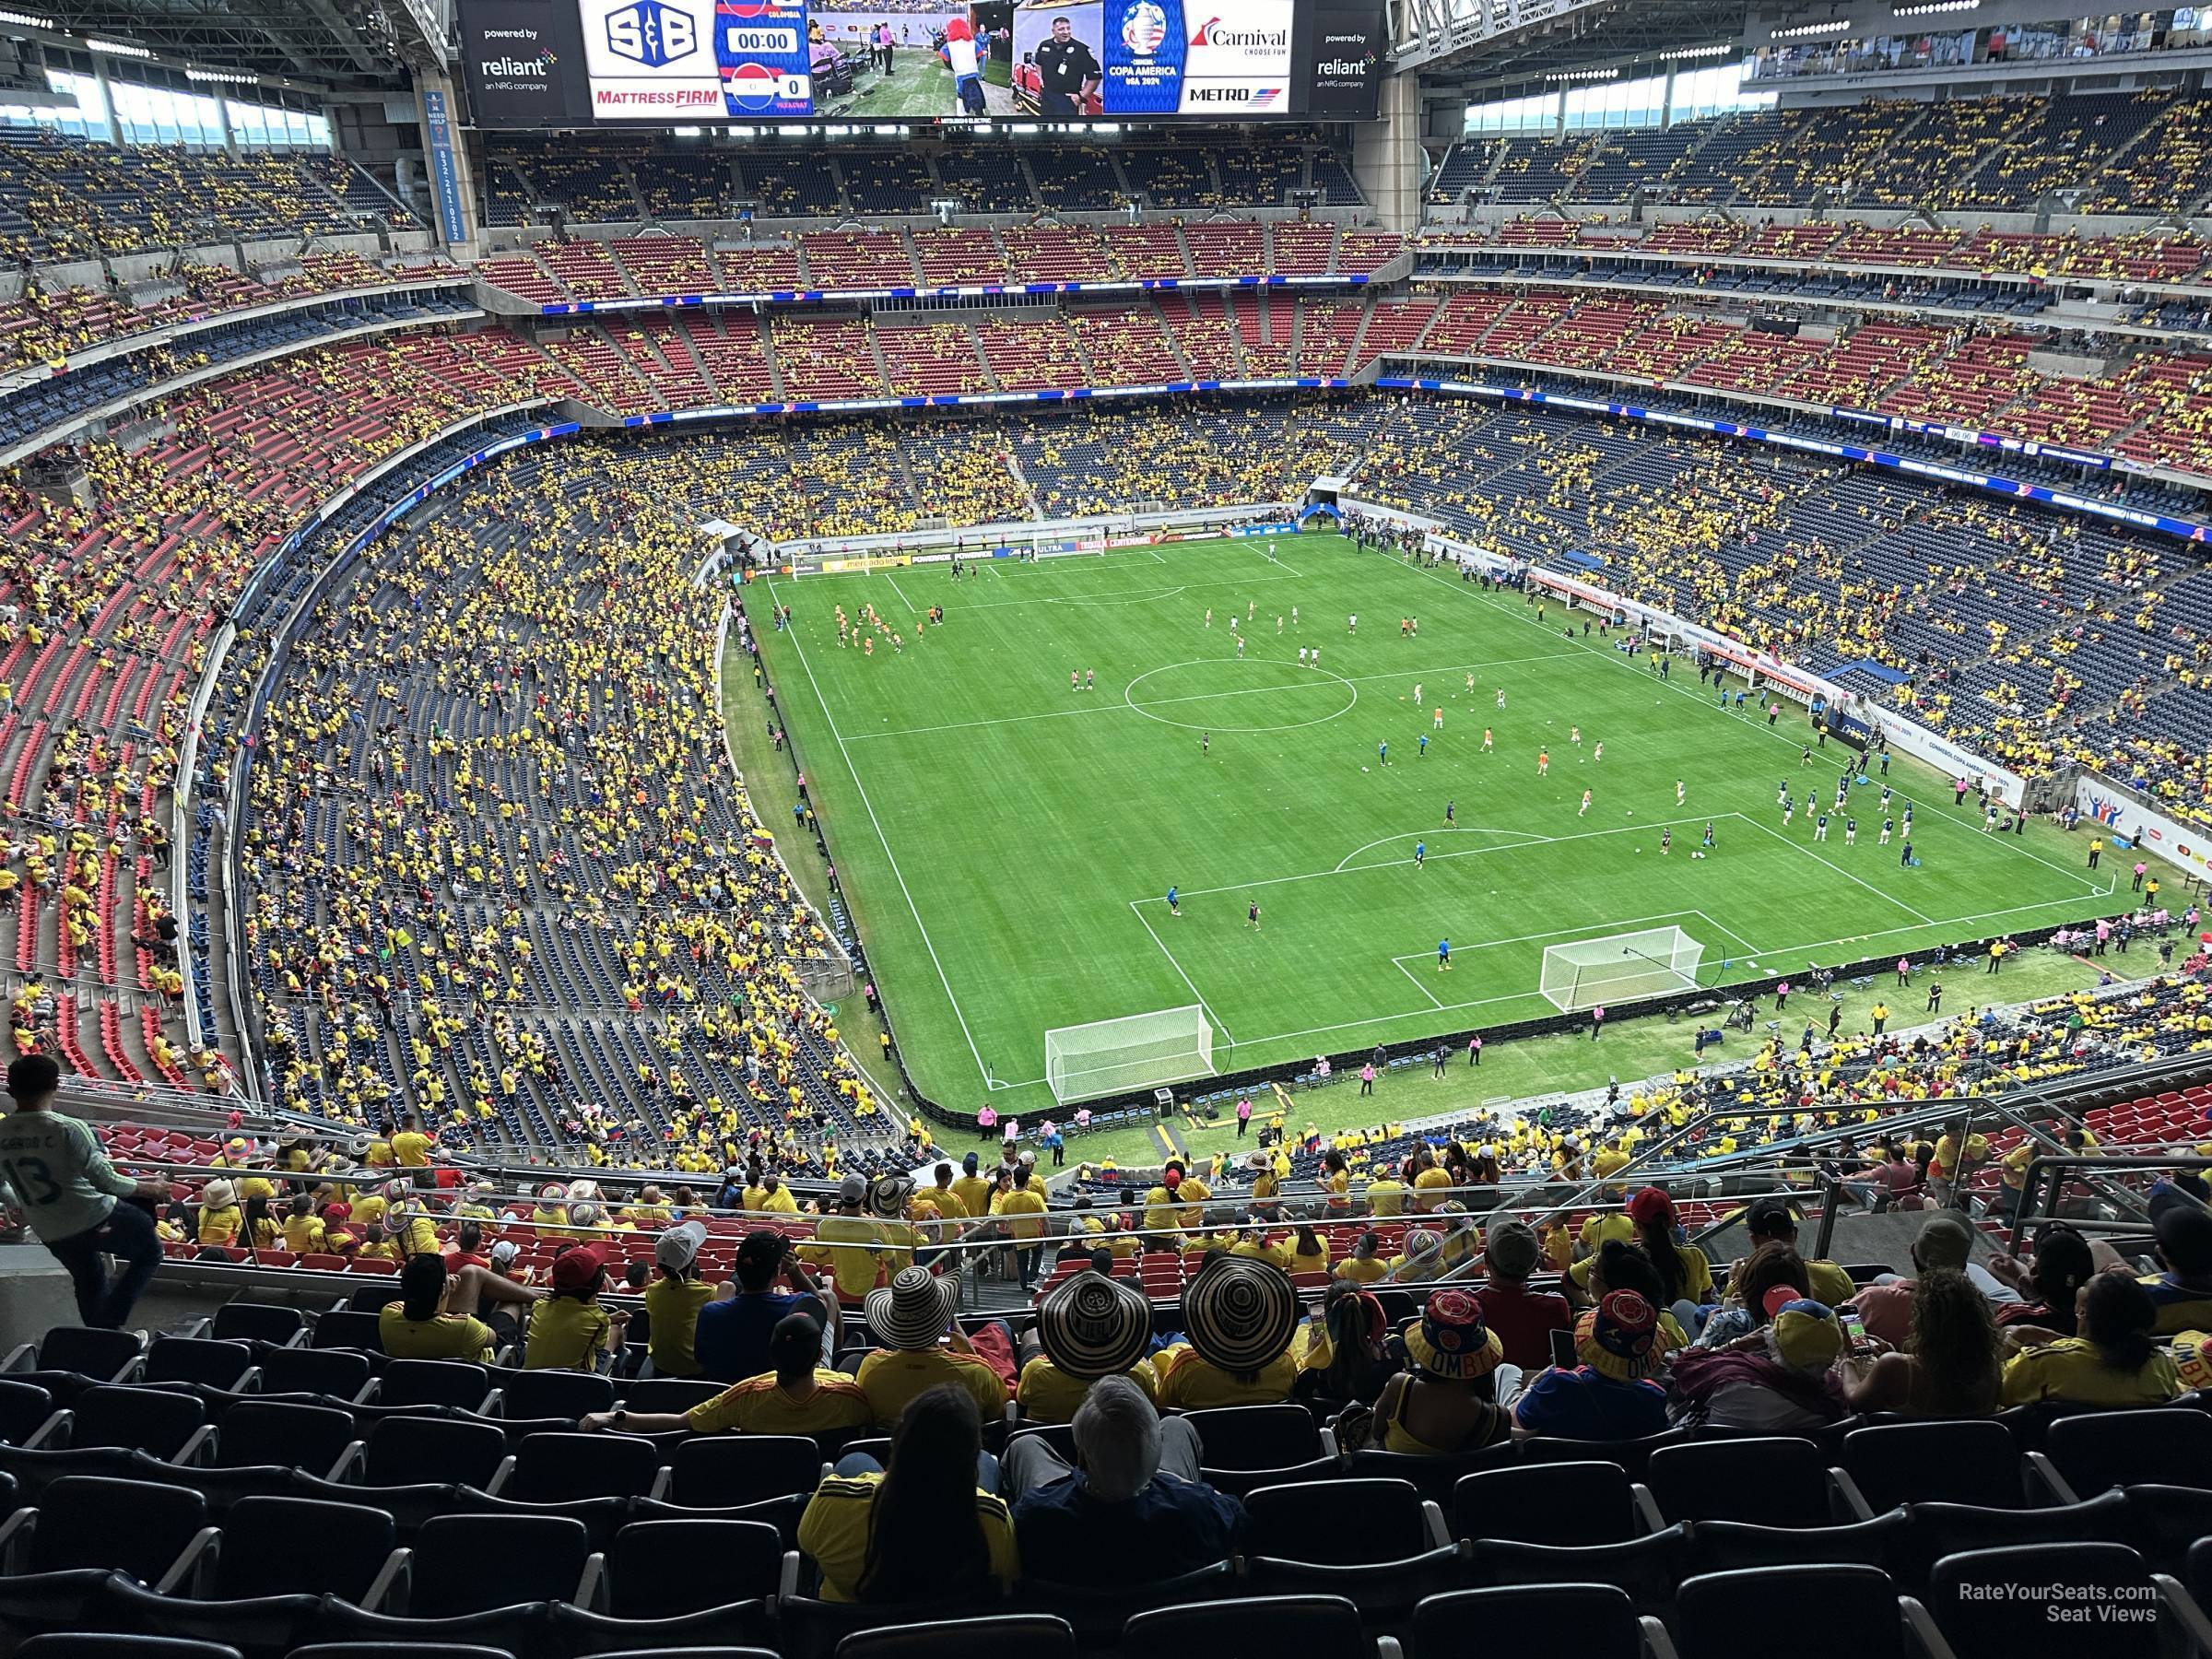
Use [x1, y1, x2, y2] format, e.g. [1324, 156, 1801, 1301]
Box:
[0, 133, 406, 263]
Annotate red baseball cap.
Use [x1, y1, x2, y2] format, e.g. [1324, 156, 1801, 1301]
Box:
[551, 1244, 606, 1292]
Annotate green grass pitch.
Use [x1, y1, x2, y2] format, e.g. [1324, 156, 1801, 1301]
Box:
[745, 530, 2125, 1122]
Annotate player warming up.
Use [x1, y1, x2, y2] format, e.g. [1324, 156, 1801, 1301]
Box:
[1414, 841, 1426, 869]
[1537, 747, 1549, 776]
[1247, 900, 1262, 930]
[1438, 937, 1452, 971]
[1580, 788, 1593, 818]
[1166, 886, 1181, 916]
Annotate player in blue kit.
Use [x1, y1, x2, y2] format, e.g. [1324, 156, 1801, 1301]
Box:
[1414, 841, 1426, 869]
[1438, 938, 1452, 971]
[1166, 886, 1180, 916]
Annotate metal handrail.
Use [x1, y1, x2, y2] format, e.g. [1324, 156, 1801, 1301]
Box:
[2008, 1151, 2212, 1252]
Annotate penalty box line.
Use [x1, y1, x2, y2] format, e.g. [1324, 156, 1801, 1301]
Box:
[1127, 900, 1237, 1046]
[1133, 812, 1725, 906]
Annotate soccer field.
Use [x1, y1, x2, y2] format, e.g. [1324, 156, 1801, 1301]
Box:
[744, 531, 2126, 1123]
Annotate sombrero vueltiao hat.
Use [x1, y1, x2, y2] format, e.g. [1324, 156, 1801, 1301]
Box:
[1036, 1270, 1152, 1381]
[1182, 1258, 1297, 1373]
[866, 1265, 961, 1351]
[1403, 1287, 1503, 1380]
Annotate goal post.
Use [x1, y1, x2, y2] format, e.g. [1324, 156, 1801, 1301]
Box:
[1044, 1005, 1216, 1103]
[1539, 926, 1706, 1014]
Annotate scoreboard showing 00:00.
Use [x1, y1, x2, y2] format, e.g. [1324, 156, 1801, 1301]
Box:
[579, 0, 816, 120]
[454, 0, 1385, 124]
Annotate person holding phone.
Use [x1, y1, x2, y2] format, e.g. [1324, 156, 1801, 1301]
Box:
[694, 1228, 834, 1382]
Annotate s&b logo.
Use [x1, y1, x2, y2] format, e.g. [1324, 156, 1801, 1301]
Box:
[606, 0, 699, 66]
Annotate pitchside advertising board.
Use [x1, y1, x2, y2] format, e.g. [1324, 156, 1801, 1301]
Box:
[458, 0, 1379, 124]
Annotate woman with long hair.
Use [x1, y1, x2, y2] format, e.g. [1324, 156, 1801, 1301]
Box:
[1694, 1241, 1811, 1349]
[1991, 1222, 2095, 1335]
[1296, 1279, 1399, 1406]
[2001, 1271, 2183, 1406]
[1613, 1188, 1714, 1326]
[798, 1383, 1016, 1603]
[1845, 1267, 2003, 1416]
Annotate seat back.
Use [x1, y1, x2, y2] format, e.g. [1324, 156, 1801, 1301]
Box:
[377, 1360, 490, 1411]
[1182, 1406, 1321, 1470]
[363, 1414, 506, 1489]
[35, 1328, 141, 1382]
[1678, 1564, 1904, 1659]
[0, 1378, 55, 1444]
[410, 1514, 589, 1615]
[622, 1379, 726, 1416]
[2045, 1408, 2212, 1498]
[1897, 1493, 2133, 1593]
[1684, 1512, 1907, 1577]
[208, 1305, 304, 1346]
[1842, 1420, 2023, 1511]
[1122, 1594, 1364, 1659]
[834, 1613, 1076, 1659]
[71, 1386, 205, 1459]
[1244, 1477, 1427, 1564]
[312, 1311, 385, 1353]
[511, 1431, 660, 1502]
[1453, 1462, 1638, 1547]
[143, 1339, 253, 1393]
[215, 1401, 354, 1475]
[1465, 1526, 1688, 1616]
[670, 1435, 823, 1508]
[489, 1368, 614, 1421]
[1521, 1428, 1692, 1480]
[1646, 1437, 1830, 1526]
[1411, 1584, 1641, 1659]
[19, 1637, 244, 1659]
[215, 1496, 397, 1601]
[1928, 1542, 2157, 1659]
[253, 1346, 371, 1400]
[29, 1476, 206, 1580]
[607, 1519, 784, 1616]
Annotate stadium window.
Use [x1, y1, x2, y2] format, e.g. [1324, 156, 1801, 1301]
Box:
[1464, 63, 1768, 135]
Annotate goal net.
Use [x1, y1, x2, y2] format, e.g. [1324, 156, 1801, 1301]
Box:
[1539, 926, 1706, 1015]
[1044, 1005, 1216, 1103]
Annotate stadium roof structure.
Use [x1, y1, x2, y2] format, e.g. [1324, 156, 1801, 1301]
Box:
[1396, 0, 1747, 87]
[24, 0, 434, 89]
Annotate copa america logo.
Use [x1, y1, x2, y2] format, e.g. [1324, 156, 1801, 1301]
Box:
[1121, 1, 1168, 56]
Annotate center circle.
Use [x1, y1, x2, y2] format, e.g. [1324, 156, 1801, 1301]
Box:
[1123, 658, 1359, 734]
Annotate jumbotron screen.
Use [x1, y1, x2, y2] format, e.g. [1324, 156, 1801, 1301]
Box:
[458, 0, 1383, 125]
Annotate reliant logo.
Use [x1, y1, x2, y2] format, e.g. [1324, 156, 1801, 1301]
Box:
[1188, 16, 1288, 45]
[1317, 54, 1373, 75]
[481, 53, 553, 76]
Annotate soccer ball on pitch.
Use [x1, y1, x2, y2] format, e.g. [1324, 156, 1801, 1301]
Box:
[1361, 766, 1370, 773]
